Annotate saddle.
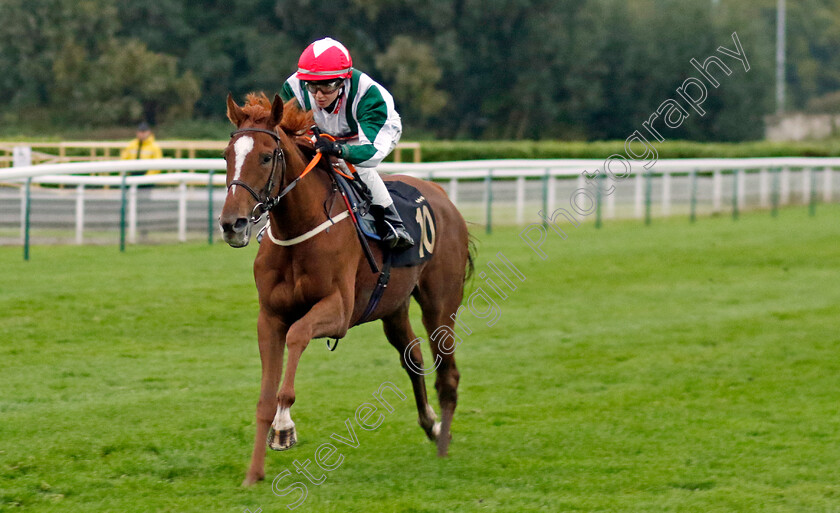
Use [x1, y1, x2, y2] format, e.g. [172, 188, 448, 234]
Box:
[331, 165, 436, 268]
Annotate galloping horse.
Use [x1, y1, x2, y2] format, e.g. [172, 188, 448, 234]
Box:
[220, 93, 474, 486]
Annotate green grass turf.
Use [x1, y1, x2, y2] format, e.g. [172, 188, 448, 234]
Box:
[1, 205, 839, 512]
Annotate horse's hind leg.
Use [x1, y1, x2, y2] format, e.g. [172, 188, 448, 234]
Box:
[414, 269, 464, 458]
[420, 305, 460, 458]
[382, 301, 440, 441]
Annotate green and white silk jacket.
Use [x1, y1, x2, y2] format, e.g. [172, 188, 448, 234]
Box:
[280, 69, 402, 168]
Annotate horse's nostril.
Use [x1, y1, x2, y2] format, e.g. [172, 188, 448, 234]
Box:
[221, 217, 249, 234]
[233, 218, 249, 233]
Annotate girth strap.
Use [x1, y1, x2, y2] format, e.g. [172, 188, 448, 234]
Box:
[358, 251, 392, 323]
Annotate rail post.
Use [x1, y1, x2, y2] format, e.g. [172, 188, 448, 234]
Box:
[689, 169, 697, 223]
[128, 184, 138, 244]
[449, 178, 458, 206]
[759, 168, 770, 207]
[178, 181, 187, 242]
[542, 169, 549, 228]
[712, 169, 722, 213]
[595, 173, 603, 229]
[634, 171, 644, 219]
[76, 184, 85, 244]
[485, 169, 493, 235]
[208, 170, 215, 244]
[780, 166, 790, 205]
[119, 172, 127, 252]
[644, 170, 652, 226]
[23, 178, 31, 261]
[732, 169, 740, 221]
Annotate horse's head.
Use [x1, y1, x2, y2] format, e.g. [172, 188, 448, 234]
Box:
[220, 93, 306, 247]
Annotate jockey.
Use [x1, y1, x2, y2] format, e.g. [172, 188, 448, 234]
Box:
[280, 37, 415, 251]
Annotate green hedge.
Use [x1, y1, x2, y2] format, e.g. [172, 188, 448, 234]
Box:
[414, 140, 840, 162]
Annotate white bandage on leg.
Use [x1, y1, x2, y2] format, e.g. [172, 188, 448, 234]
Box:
[354, 166, 393, 207]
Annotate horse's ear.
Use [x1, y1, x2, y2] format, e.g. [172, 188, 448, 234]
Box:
[269, 94, 284, 129]
[226, 93, 246, 127]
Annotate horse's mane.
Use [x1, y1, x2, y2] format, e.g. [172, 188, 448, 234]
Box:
[243, 92, 313, 135]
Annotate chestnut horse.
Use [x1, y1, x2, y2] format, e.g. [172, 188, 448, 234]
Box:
[220, 93, 473, 486]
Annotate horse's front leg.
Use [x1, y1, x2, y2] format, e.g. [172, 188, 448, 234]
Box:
[273, 292, 348, 451]
[243, 310, 286, 487]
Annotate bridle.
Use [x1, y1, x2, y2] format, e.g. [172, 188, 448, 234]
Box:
[226, 127, 377, 271]
[226, 127, 339, 226]
[227, 128, 288, 223]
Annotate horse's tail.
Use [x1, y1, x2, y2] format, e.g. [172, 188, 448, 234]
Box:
[465, 232, 478, 284]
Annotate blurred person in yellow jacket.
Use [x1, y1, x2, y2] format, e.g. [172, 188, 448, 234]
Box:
[121, 122, 163, 175]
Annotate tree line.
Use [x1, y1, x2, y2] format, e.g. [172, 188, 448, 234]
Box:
[1, 0, 838, 141]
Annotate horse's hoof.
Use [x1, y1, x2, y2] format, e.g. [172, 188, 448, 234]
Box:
[420, 419, 440, 441]
[242, 472, 265, 487]
[435, 423, 452, 457]
[436, 434, 452, 457]
[267, 426, 297, 451]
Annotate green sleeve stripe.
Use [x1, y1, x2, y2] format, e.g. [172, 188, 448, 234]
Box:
[339, 71, 387, 165]
[280, 81, 294, 102]
[344, 69, 361, 135]
[280, 81, 298, 107]
[355, 85, 388, 144]
[341, 143, 378, 164]
[281, 79, 310, 110]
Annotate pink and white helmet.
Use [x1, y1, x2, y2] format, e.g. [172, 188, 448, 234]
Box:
[296, 37, 353, 81]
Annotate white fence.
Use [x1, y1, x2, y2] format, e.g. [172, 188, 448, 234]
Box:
[1, 157, 838, 253]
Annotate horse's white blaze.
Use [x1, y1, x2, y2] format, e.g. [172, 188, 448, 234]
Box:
[273, 406, 295, 431]
[230, 135, 254, 195]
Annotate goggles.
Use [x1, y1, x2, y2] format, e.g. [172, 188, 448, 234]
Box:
[304, 79, 344, 95]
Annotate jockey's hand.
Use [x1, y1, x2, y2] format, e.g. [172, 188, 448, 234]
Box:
[315, 137, 343, 158]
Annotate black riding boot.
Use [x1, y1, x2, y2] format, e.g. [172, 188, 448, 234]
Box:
[372, 204, 415, 250]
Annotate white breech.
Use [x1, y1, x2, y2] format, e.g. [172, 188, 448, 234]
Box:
[354, 166, 393, 207]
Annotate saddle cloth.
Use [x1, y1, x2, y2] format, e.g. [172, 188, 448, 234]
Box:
[333, 172, 436, 268]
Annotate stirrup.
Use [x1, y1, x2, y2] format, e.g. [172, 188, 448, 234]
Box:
[371, 204, 414, 250]
[381, 221, 414, 250]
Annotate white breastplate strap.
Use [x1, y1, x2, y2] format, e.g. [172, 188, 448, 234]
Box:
[265, 210, 351, 246]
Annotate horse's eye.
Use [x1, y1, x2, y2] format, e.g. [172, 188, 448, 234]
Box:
[261, 155, 273, 165]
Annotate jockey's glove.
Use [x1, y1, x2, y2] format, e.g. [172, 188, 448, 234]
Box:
[315, 137, 344, 158]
